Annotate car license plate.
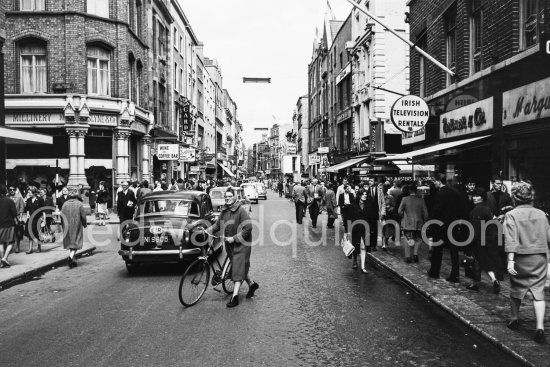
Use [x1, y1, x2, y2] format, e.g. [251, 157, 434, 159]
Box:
[143, 236, 169, 243]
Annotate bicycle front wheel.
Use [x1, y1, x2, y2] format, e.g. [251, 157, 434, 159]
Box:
[179, 259, 210, 307]
[221, 257, 234, 295]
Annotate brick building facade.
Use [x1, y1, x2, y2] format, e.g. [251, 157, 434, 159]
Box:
[4, 0, 155, 193]
[407, 0, 550, 211]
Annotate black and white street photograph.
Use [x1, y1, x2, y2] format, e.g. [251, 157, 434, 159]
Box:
[0, 0, 549, 366]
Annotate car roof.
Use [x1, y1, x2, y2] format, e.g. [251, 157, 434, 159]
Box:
[138, 190, 207, 201]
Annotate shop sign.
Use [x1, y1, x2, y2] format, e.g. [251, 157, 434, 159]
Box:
[89, 114, 117, 126]
[182, 103, 192, 131]
[190, 165, 200, 172]
[445, 94, 478, 112]
[286, 144, 297, 154]
[309, 155, 320, 165]
[265, 169, 271, 174]
[6, 112, 64, 125]
[440, 97, 493, 139]
[180, 148, 195, 162]
[157, 144, 180, 160]
[336, 63, 351, 85]
[320, 155, 329, 167]
[390, 95, 430, 133]
[502, 76, 550, 126]
[337, 108, 352, 123]
[401, 126, 426, 145]
[318, 146, 329, 154]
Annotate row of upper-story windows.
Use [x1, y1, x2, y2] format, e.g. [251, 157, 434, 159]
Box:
[417, 0, 546, 94]
[18, 39, 145, 105]
[19, 0, 109, 17]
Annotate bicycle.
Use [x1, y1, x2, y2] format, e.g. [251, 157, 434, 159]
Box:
[178, 230, 234, 307]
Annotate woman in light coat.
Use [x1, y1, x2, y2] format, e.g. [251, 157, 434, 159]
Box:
[398, 184, 428, 263]
[61, 189, 87, 268]
[504, 181, 549, 344]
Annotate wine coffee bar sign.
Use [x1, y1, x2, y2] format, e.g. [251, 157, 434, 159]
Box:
[502, 76, 550, 126]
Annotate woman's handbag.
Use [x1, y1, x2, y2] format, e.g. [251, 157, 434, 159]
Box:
[341, 234, 355, 258]
[39, 226, 55, 243]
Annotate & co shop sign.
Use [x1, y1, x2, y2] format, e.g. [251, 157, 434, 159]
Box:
[157, 144, 180, 160]
[390, 95, 430, 133]
[440, 97, 493, 139]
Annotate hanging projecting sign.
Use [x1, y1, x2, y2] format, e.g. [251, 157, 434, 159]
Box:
[390, 95, 430, 133]
[157, 144, 180, 160]
[318, 146, 329, 154]
[309, 155, 320, 165]
[180, 148, 196, 162]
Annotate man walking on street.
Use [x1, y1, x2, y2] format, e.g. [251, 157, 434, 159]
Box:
[307, 178, 323, 228]
[338, 185, 354, 232]
[427, 174, 463, 283]
[117, 181, 137, 223]
[8, 186, 25, 253]
[277, 180, 284, 197]
[364, 177, 386, 252]
[293, 180, 307, 224]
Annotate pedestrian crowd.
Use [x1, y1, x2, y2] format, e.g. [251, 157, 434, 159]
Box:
[279, 173, 548, 344]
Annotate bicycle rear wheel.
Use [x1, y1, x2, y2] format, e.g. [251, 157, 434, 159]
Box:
[221, 257, 234, 295]
[179, 259, 210, 307]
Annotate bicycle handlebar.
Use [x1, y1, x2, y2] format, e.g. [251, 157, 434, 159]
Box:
[199, 228, 229, 241]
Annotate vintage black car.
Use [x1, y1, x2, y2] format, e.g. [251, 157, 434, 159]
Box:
[118, 191, 220, 273]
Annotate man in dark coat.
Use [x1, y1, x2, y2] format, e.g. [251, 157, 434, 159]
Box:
[427, 174, 464, 282]
[277, 180, 284, 197]
[338, 185, 355, 232]
[56, 187, 69, 210]
[486, 176, 512, 216]
[363, 177, 386, 252]
[306, 178, 324, 228]
[117, 181, 137, 222]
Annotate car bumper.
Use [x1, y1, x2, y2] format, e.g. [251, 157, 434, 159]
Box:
[119, 247, 201, 261]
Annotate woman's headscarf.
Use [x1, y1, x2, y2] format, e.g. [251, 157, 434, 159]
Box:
[511, 181, 533, 205]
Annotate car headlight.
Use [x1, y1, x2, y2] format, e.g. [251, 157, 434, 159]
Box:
[184, 229, 190, 244]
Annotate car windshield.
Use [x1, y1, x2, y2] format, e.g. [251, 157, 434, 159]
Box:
[210, 190, 224, 199]
[256, 184, 265, 190]
[139, 199, 200, 217]
[242, 184, 256, 190]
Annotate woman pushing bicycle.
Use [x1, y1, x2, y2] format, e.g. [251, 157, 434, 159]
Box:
[203, 187, 259, 307]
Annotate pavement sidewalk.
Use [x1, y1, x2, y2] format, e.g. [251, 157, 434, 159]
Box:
[366, 238, 550, 367]
[0, 216, 117, 290]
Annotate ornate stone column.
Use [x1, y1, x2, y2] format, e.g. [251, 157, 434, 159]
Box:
[115, 129, 131, 184]
[141, 135, 152, 183]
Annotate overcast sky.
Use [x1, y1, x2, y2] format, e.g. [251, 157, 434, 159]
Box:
[181, 0, 353, 146]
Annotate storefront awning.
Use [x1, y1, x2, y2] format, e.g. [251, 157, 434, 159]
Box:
[217, 162, 235, 177]
[396, 164, 435, 173]
[325, 156, 369, 173]
[376, 135, 490, 162]
[0, 127, 53, 145]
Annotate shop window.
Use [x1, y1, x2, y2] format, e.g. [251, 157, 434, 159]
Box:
[470, 0, 483, 74]
[87, 0, 109, 18]
[445, 7, 457, 86]
[87, 46, 110, 95]
[20, 41, 47, 93]
[20, 0, 45, 11]
[521, 0, 544, 49]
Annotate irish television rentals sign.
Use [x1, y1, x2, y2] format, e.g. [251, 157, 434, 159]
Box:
[390, 95, 430, 133]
